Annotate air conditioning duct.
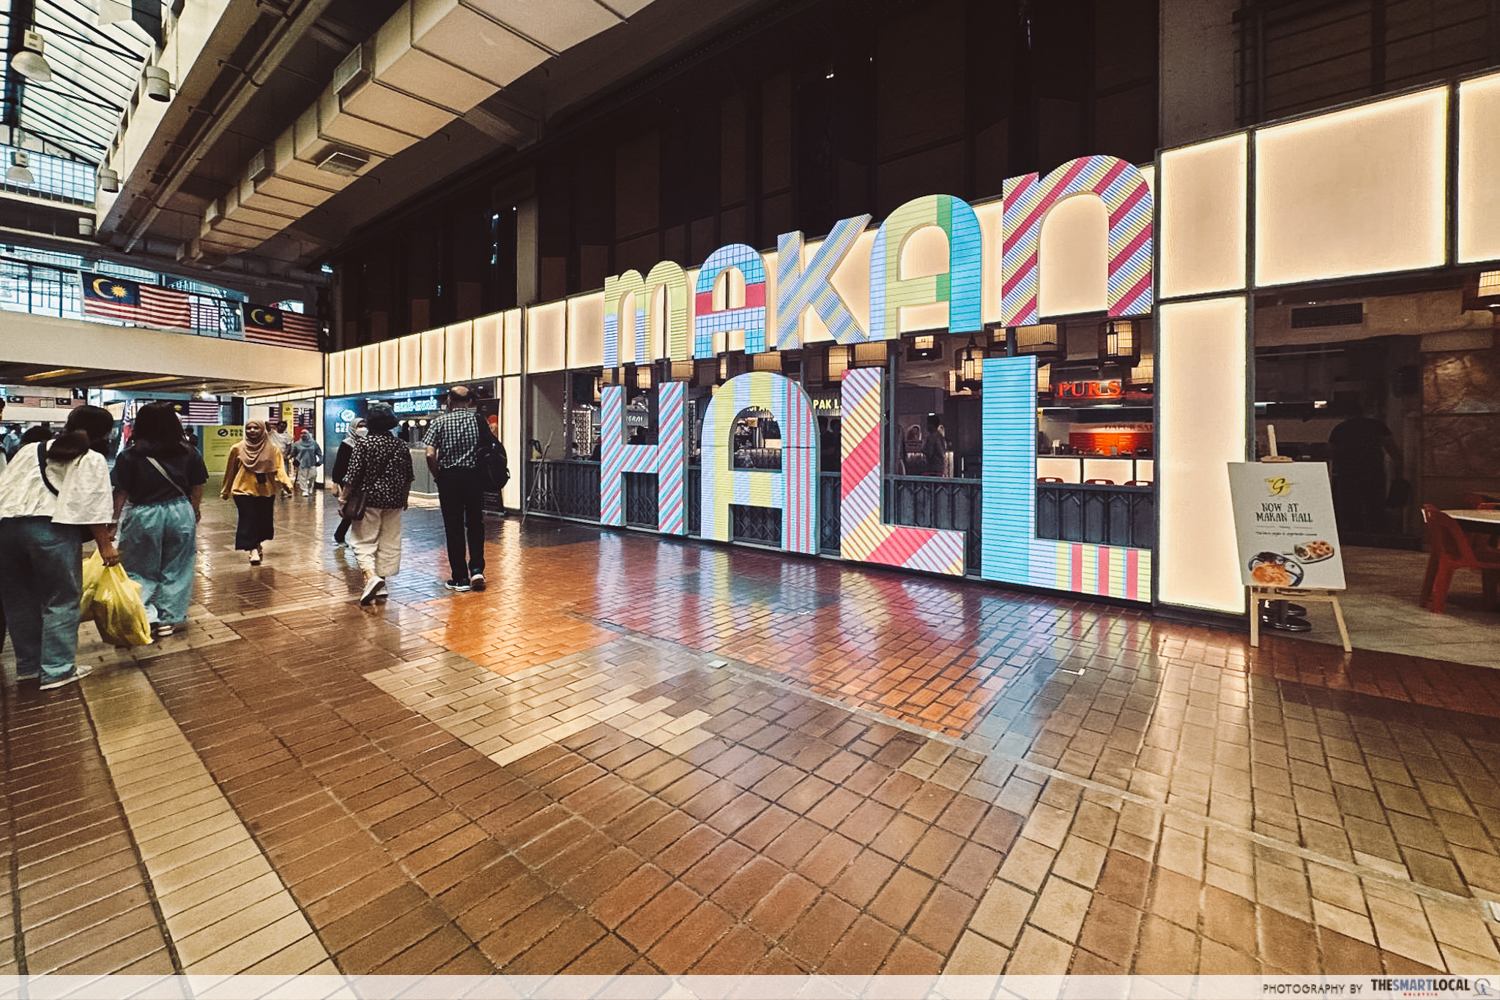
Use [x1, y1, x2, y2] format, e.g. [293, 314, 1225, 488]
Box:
[317, 150, 369, 177]
[246, 148, 273, 183]
[333, 42, 373, 98]
[203, 198, 224, 226]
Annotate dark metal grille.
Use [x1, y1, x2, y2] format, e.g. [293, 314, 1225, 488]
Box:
[528, 460, 601, 520]
[1290, 302, 1363, 328]
[688, 466, 702, 534]
[731, 504, 782, 547]
[819, 472, 841, 554]
[624, 472, 659, 528]
[1036, 483, 1154, 548]
[887, 476, 984, 574]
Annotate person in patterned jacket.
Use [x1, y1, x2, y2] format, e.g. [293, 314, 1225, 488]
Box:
[343, 402, 415, 605]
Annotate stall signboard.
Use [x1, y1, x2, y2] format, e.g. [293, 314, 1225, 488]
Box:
[1227, 463, 1346, 590]
[202, 425, 244, 475]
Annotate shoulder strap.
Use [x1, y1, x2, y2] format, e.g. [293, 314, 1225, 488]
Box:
[145, 456, 188, 498]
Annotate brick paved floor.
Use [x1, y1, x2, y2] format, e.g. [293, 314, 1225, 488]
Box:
[4, 493, 1500, 977]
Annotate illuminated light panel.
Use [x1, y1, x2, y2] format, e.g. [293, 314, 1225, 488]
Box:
[567, 292, 604, 370]
[698, 371, 818, 554]
[1458, 72, 1500, 263]
[1156, 297, 1248, 613]
[604, 261, 689, 367]
[1037, 195, 1108, 317]
[527, 301, 567, 374]
[24, 368, 85, 380]
[1002, 155, 1154, 327]
[397, 333, 421, 389]
[378, 339, 399, 391]
[775, 214, 870, 348]
[599, 381, 687, 534]
[100, 375, 177, 387]
[1159, 134, 1248, 299]
[869, 195, 983, 341]
[363, 343, 382, 393]
[1255, 87, 1447, 287]
[840, 368, 965, 575]
[695, 244, 768, 358]
[445, 321, 473, 382]
[980, 356, 1150, 600]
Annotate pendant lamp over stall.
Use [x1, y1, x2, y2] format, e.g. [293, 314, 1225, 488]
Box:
[955, 331, 989, 392]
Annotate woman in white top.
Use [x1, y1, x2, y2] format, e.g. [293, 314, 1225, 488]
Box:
[0, 405, 118, 690]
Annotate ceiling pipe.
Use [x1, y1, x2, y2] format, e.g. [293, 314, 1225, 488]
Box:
[120, 0, 339, 252]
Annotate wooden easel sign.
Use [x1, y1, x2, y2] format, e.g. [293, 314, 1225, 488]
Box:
[1227, 440, 1352, 652]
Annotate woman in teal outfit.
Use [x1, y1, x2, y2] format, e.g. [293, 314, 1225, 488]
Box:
[112, 402, 208, 641]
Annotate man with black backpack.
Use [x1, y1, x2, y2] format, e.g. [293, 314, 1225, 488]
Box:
[423, 385, 505, 592]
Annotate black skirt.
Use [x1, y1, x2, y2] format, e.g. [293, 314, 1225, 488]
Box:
[233, 494, 276, 550]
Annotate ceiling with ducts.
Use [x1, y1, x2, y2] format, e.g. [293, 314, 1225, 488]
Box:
[90, 0, 776, 286]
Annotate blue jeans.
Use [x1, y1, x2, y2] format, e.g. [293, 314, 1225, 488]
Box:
[0, 517, 84, 684]
[118, 498, 197, 625]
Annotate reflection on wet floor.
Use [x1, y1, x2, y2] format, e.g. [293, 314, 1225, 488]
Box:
[3, 494, 1500, 977]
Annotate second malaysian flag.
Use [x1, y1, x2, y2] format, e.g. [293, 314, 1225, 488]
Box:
[81, 272, 192, 329]
[244, 303, 321, 350]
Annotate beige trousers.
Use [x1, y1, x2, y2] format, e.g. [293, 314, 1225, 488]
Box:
[348, 507, 404, 579]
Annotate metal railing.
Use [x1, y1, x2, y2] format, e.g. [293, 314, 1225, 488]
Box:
[530, 459, 1157, 575]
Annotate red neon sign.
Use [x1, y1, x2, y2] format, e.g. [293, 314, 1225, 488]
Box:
[1055, 379, 1123, 400]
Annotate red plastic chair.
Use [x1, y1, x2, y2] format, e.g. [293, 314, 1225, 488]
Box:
[1419, 505, 1500, 614]
[1084, 478, 1114, 485]
[1124, 479, 1152, 486]
[1037, 477, 1064, 483]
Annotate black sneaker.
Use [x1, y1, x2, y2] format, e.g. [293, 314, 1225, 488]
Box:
[469, 572, 486, 591]
[445, 579, 472, 592]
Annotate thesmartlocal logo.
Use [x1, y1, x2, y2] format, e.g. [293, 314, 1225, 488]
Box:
[1366, 978, 1478, 996]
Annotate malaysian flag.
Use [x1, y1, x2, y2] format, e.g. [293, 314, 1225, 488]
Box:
[81, 272, 192, 329]
[244, 303, 321, 350]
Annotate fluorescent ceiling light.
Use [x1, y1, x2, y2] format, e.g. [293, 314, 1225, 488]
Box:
[25, 367, 84, 380]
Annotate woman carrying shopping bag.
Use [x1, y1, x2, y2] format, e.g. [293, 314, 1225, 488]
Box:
[342, 403, 414, 605]
[112, 402, 208, 641]
[0, 405, 118, 690]
[221, 419, 292, 565]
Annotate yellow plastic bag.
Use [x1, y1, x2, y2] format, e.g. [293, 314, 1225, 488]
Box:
[79, 551, 152, 647]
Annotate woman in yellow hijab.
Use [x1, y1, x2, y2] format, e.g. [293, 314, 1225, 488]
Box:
[220, 419, 292, 564]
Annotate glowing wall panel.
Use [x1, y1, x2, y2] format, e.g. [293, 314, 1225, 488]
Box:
[840, 368, 965, 575]
[1458, 72, 1500, 263]
[473, 312, 502, 379]
[775, 215, 869, 348]
[343, 349, 361, 395]
[326, 353, 344, 398]
[398, 334, 421, 389]
[1001, 156, 1154, 326]
[698, 372, 817, 554]
[980, 356, 1150, 600]
[869, 195, 983, 340]
[500, 375, 521, 511]
[378, 339, 399, 391]
[361, 343, 380, 394]
[1156, 297, 1248, 613]
[419, 329, 444, 387]
[568, 292, 604, 370]
[598, 382, 687, 534]
[527, 301, 566, 373]
[503, 309, 523, 376]
[445, 321, 473, 382]
[1255, 88, 1446, 286]
[604, 262, 689, 366]
[694, 245, 767, 357]
[1159, 134, 1248, 298]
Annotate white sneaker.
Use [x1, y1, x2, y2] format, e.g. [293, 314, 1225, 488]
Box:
[360, 575, 385, 605]
[40, 664, 93, 691]
[469, 572, 486, 592]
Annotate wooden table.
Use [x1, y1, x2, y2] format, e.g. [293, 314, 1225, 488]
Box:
[1444, 509, 1500, 538]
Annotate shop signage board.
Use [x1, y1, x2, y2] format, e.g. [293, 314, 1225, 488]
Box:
[202, 424, 244, 475]
[1227, 462, 1346, 590]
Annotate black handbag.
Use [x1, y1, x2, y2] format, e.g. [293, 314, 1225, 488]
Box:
[338, 442, 397, 522]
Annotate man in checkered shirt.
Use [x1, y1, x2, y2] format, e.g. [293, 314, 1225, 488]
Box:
[423, 385, 488, 592]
